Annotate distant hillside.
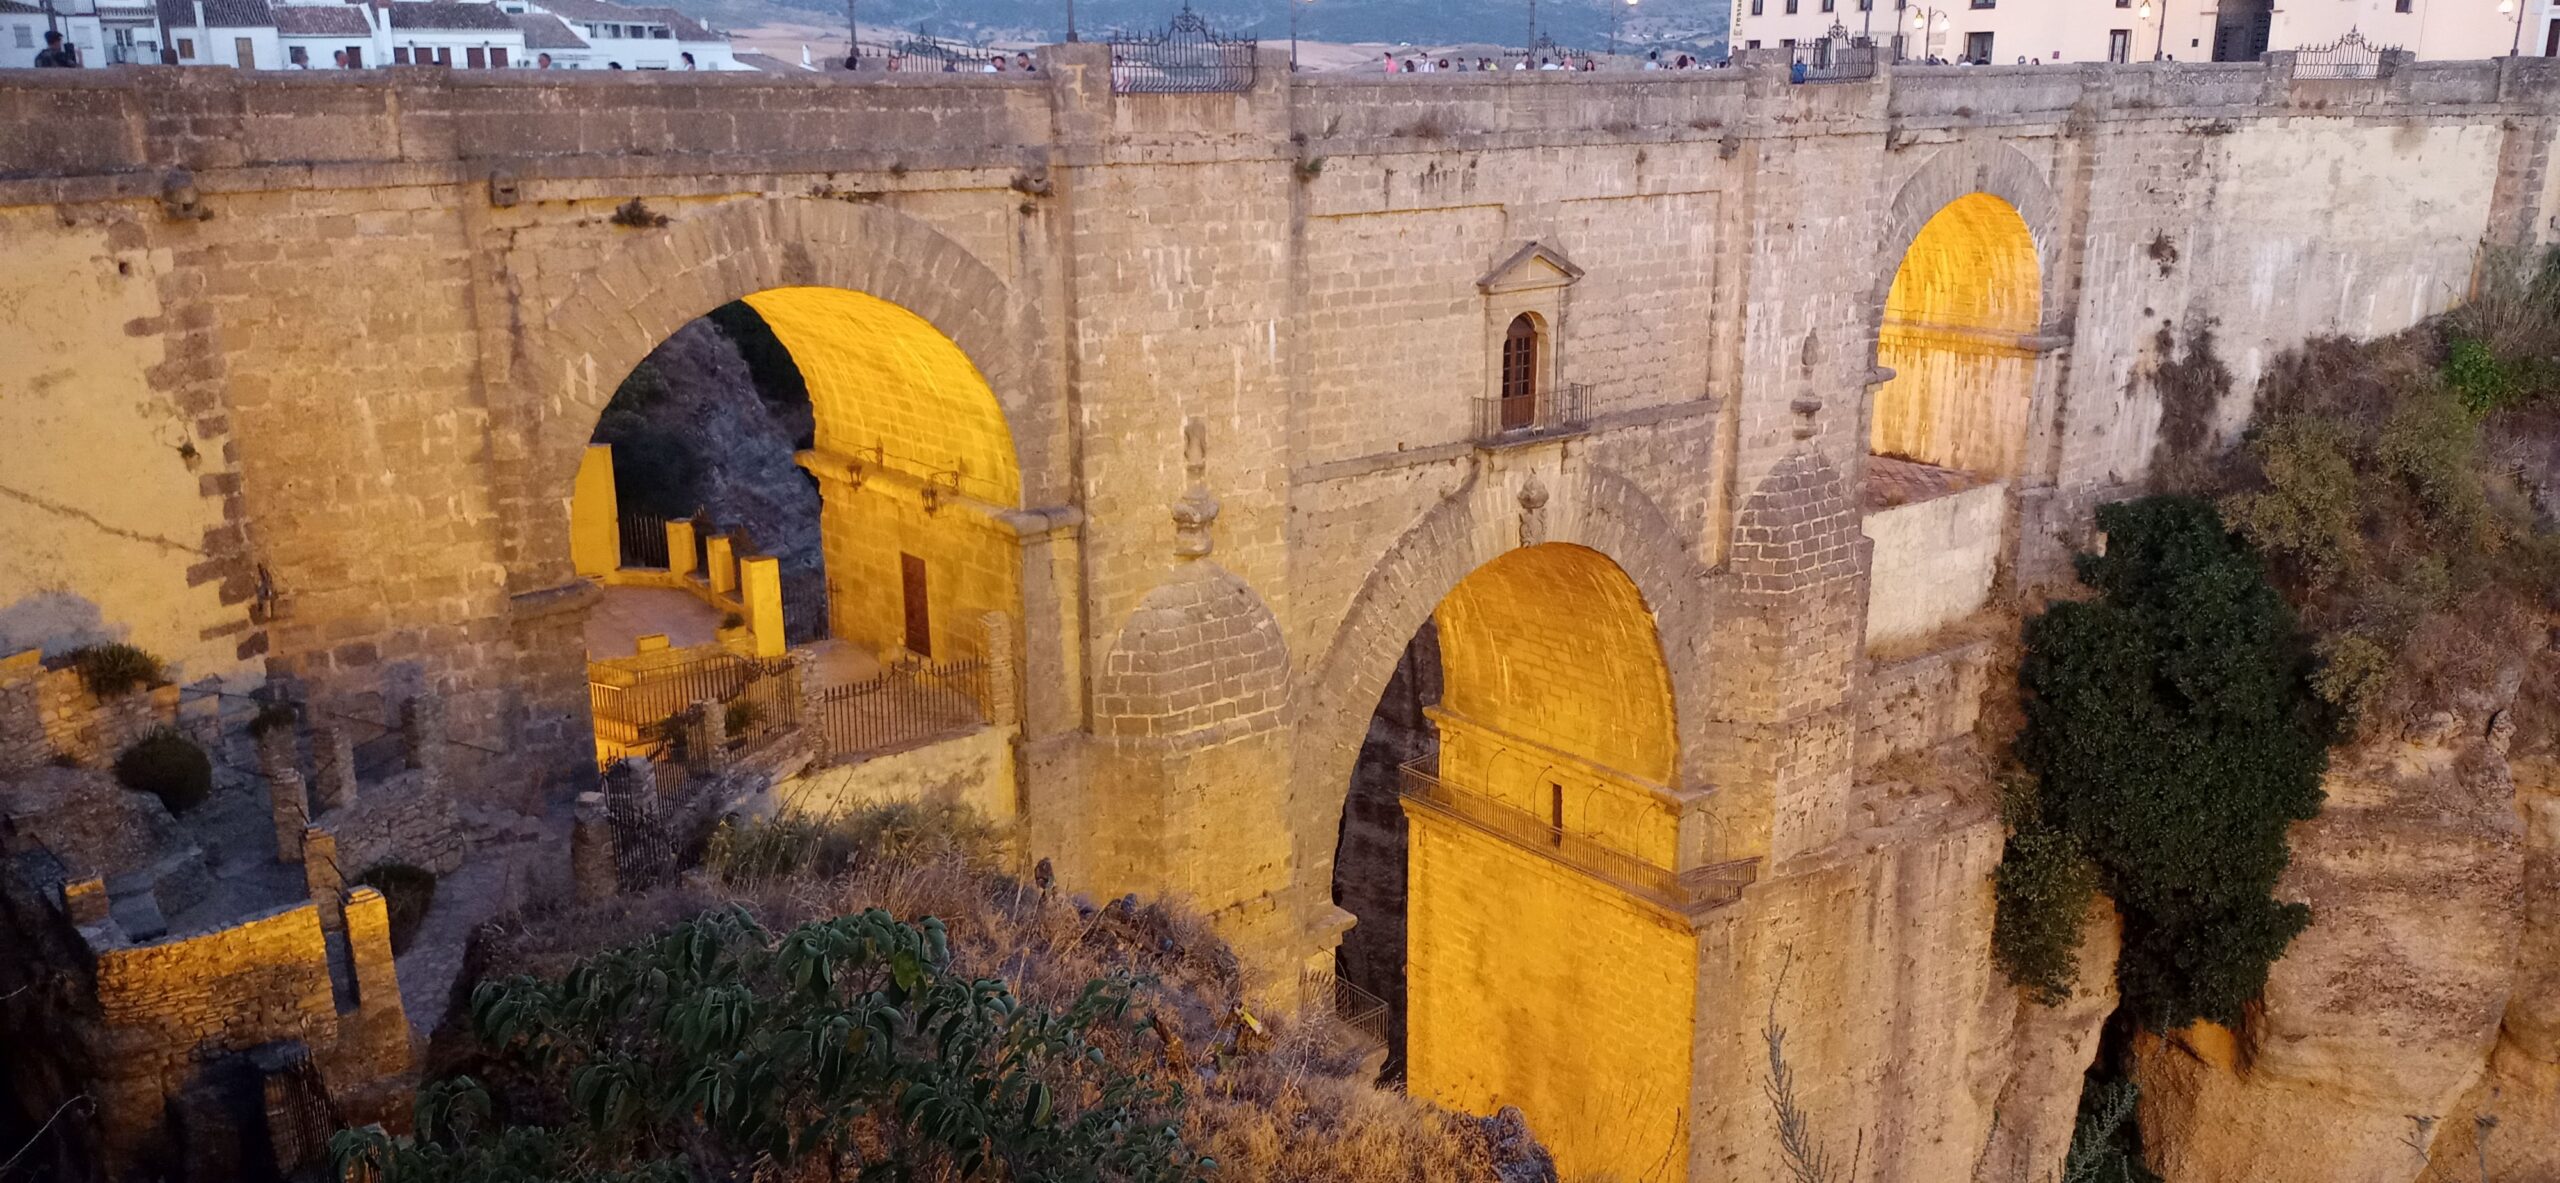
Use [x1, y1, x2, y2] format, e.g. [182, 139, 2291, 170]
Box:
[702, 0, 1728, 56]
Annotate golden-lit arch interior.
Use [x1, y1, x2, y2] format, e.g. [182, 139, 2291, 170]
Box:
[743, 286, 1022, 507]
[1404, 542, 1691, 1183]
[1871, 193, 2042, 477]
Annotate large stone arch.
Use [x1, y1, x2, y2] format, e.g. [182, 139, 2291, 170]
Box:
[1289, 457, 1716, 881]
[1872, 139, 2065, 322]
[502, 197, 1049, 592]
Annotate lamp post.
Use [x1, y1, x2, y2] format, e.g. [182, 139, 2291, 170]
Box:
[2138, 0, 2165, 60]
[1906, 5, 1949, 60]
[846, 0, 857, 68]
[1612, 0, 1636, 57]
[2500, 0, 2524, 55]
[1066, 0, 1077, 42]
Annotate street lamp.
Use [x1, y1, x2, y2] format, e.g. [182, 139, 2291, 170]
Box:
[1612, 0, 1637, 58]
[2138, 0, 2165, 60]
[2500, 0, 2524, 55]
[1906, 5, 1950, 61]
[1290, 0, 1311, 70]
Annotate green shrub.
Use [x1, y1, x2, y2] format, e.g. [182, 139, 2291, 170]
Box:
[114, 729, 213, 814]
[357, 863, 438, 954]
[2377, 386, 2494, 549]
[2310, 632, 2395, 724]
[1992, 813, 2099, 1006]
[2008, 497, 2331, 1030]
[2220, 415, 2363, 588]
[2060, 1075, 2161, 1183]
[65, 643, 163, 698]
[329, 909, 1208, 1183]
[2442, 337, 2520, 415]
[722, 698, 766, 738]
[706, 800, 1003, 888]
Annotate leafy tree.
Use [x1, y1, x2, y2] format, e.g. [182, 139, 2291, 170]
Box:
[333, 906, 1211, 1183]
[2007, 496, 2331, 1029]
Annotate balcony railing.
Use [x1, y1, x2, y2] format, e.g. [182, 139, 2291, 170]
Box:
[1397, 762, 1757, 914]
[1474, 382, 1591, 446]
[1302, 969, 1391, 1053]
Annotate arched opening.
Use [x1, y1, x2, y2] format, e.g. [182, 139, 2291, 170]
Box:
[1500, 313, 1542, 431]
[569, 285, 1021, 767]
[1863, 193, 2040, 647]
[1334, 543, 1693, 1182]
[1871, 192, 2040, 480]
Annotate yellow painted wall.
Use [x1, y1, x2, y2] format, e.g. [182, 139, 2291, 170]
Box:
[743, 287, 1022, 506]
[811, 467, 1020, 665]
[1406, 809, 1697, 1182]
[1432, 543, 1677, 784]
[570, 443, 619, 577]
[0, 212, 254, 684]
[1871, 193, 2041, 476]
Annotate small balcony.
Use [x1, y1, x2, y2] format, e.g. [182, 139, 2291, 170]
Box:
[1473, 382, 1591, 448]
[1397, 762, 1757, 915]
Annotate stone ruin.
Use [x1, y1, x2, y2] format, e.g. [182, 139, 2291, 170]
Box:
[0, 651, 463, 1181]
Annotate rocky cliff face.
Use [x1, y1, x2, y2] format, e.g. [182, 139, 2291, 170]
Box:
[2128, 645, 2560, 1183]
[633, 320, 827, 643]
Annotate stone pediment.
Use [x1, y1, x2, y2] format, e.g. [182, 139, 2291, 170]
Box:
[1477, 241, 1585, 295]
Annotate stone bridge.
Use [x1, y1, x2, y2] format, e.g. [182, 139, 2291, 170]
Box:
[3, 49, 2555, 1181]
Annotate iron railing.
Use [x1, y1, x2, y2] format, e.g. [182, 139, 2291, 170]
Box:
[1303, 969, 1391, 1051]
[1791, 35, 1878, 82]
[1474, 382, 1591, 445]
[1396, 762, 1758, 913]
[813, 655, 988, 762]
[1108, 4, 1256, 94]
[618, 511, 673, 570]
[590, 652, 797, 762]
[2292, 28, 2387, 79]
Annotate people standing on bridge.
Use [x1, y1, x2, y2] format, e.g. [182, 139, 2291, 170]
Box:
[1014, 52, 1033, 72]
[1382, 51, 1397, 73]
[34, 31, 78, 67]
[536, 52, 553, 67]
[681, 51, 696, 69]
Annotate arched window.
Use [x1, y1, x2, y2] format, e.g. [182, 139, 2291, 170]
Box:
[1500, 313, 1540, 430]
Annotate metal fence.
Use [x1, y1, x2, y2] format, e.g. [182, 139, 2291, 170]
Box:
[813, 656, 988, 762]
[1303, 969, 1391, 1052]
[1397, 762, 1757, 913]
[618, 511, 672, 570]
[1108, 4, 1257, 94]
[1475, 381, 1591, 445]
[590, 652, 797, 764]
[1791, 35, 1878, 82]
[2292, 28, 2387, 79]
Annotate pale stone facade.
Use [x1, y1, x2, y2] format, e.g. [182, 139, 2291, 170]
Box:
[0, 53, 2555, 1181]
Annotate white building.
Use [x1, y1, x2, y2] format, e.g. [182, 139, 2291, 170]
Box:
[152, 0, 280, 67]
[512, 0, 737, 69]
[1731, 0, 2550, 63]
[272, 2, 374, 67]
[386, 0, 525, 66]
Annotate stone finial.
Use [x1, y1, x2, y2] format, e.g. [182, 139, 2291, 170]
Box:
[1516, 475, 1551, 549]
[1171, 415, 1221, 559]
[304, 827, 344, 933]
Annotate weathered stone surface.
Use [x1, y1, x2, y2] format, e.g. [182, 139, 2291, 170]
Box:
[2137, 732, 2526, 1183]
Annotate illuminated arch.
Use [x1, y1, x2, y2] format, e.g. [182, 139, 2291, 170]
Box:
[1870, 192, 2043, 476]
[1433, 543, 1676, 790]
[743, 286, 1021, 506]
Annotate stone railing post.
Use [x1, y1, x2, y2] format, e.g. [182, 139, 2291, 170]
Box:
[572, 791, 616, 902]
[310, 723, 357, 813]
[399, 692, 445, 774]
[666, 518, 699, 579]
[686, 698, 729, 774]
[62, 875, 110, 928]
[741, 556, 785, 658]
[706, 535, 737, 597]
[268, 766, 309, 863]
[979, 611, 1019, 727]
[303, 827, 344, 934]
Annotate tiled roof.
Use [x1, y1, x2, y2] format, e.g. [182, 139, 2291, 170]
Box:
[386, 0, 518, 30]
[271, 5, 371, 36]
[153, 0, 275, 30]
[630, 5, 711, 40]
[732, 50, 800, 72]
[0, 0, 46, 14]
[523, 0, 633, 22]
[509, 11, 585, 47]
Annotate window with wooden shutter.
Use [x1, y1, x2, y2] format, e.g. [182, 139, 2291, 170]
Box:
[1500, 314, 1539, 431]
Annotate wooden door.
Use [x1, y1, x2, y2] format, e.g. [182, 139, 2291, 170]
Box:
[1500, 314, 1539, 431]
[900, 553, 932, 658]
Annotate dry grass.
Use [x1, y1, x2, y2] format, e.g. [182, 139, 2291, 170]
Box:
[443, 805, 1540, 1182]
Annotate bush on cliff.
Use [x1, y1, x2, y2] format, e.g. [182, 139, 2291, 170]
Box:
[65, 642, 162, 698]
[2002, 497, 2332, 1030]
[113, 728, 212, 815]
